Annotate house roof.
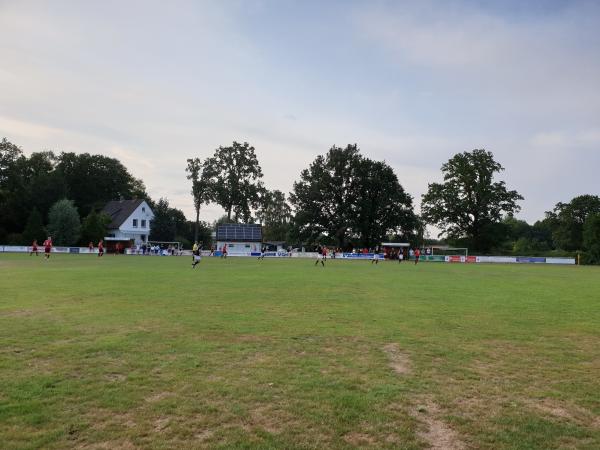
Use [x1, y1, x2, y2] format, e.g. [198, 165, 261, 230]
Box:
[102, 199, 146, 229]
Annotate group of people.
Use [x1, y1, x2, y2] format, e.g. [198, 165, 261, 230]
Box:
[29, 237, 54, 259]
[30, 238, 424, 267]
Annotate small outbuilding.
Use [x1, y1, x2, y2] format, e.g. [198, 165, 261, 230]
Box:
[215, 223, 262, 255]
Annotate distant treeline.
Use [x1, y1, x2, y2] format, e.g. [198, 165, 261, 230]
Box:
[1, 137, 599, 263]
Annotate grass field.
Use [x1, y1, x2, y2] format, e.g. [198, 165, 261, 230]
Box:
[1, 254, 599, 449]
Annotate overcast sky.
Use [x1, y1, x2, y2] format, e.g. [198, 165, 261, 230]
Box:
[1, 0, 599, 226]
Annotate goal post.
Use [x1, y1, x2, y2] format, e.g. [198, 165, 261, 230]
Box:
[429, 247, 468, 257]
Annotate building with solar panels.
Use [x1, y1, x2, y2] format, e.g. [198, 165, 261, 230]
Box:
[215, 223, 263, 256]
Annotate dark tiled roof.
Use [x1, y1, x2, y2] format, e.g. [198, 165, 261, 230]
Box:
[102, 199, 145, 228]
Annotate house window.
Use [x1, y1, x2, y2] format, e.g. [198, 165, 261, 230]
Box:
[141, 219, 146, 228]
[133, 219, 138, 228]
[142, 207, 145, 213]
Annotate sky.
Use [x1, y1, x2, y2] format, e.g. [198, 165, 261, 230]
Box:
[1, 0, 599, 228]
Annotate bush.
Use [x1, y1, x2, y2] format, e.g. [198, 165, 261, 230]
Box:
[47, 199, 81, 246]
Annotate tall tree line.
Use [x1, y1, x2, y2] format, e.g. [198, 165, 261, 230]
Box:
[0, 138, 150, 244]
[3, 136, 599, 262]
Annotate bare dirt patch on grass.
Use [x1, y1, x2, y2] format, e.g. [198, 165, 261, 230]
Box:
[105, 373, 127, 382]
[145, 391, 174, 403]
[153, 417, 170, 432]
[343, 431, 377, 446]
[412, 397, 465, 450]
[194, 429, 214, 442]
[528, 398, 600, 429]
[77, 439, 138, 449]
[383, 343, 411, 375]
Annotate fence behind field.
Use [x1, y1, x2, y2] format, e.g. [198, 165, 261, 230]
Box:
[0, 245, 576, 265]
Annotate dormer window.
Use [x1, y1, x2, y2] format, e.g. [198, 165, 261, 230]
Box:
[142, 207, 145, 213]
[133, 219, 138, 228]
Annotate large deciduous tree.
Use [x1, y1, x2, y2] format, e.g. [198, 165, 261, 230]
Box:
[57, 152, 149, 217]
[257, 189, 292, 242]
[47, 199, 81, 246]
[290, 144, 416, 248]
[353, 158, 416, 248]
[186, 157, 214, 243]
[204, 141, 264, 222]
[583, 214, 600, 264]
[149, 198, 187, 243]
[290, 145, 361, 247]
[421, 149, 523, 252]
[546, 195, 600, 251]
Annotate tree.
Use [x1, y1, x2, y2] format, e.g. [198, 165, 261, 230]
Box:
[22, 208, 46, 244]
[257, 189, 292, 242]
[80, 210, 111, 245]
[547, 195, 600, 251]
[0, 138, 23, 185]
[149, 198, 177, 242]
[186, 157, 214, 243]
[56, 152, 149, 217]
[421, 149, 523, 252]
[352, 158, 416, 248]
[290, 145, 362, 247]
[0, 138, 28, 234]
[582, 214, 600, 264]
[47, 199, 81, 246]
[290, 144, 416, 248]
[205, 141, 264, 222]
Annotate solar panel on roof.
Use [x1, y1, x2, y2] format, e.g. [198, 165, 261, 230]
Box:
[216, 224, 262, 242]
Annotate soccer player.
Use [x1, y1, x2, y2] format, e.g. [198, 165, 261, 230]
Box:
[30, 240, 39, 256]
[98, 240, 104, 257]
[192, 242, 199, 262]
[258, 245, 266, 260]
[414, 248, 420, 265]
[43, 236, 52, 259]
[372, 251, 380, 264]
[315, 245, 326, 267]
[192, 245, 201, 268]
[221, 244, 228, 258]
[398, 250, 404, 263]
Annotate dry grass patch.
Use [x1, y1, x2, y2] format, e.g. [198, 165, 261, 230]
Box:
[145, 391, 174, 403]
[383, 343, 411, 375]
[77, 439, 138, 450]
[343, 431, 377, 447]
[412, 397, 465, 450]
[528, 398, 600, 429]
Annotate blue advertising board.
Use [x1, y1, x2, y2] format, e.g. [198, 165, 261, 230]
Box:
[516, 257, 546, 263]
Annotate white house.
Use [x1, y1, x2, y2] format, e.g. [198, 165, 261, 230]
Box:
[102, 199, 154, 246]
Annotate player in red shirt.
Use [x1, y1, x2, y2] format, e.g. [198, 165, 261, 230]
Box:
[30, 240, 39, 256]
[221, 244, 228, 258]
[98, 240, 104, 257]
[414, 248, 421, 265]
[43, 237, 52, 259]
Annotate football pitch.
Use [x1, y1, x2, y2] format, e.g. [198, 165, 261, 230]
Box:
[1, 254, 599, 449]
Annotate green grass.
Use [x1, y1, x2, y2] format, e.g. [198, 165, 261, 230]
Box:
[1, 254, 599, 449]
